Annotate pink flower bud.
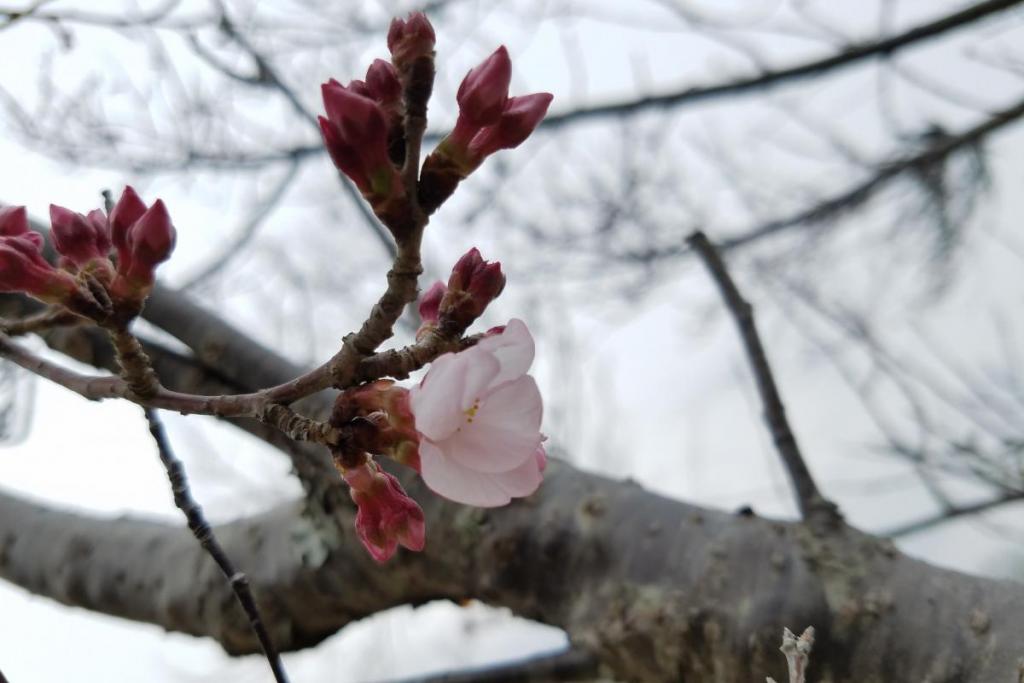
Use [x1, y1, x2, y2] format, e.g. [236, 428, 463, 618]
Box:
[366, 59, 402, 106]
[343, 461, 426, 563]
[0, 234, 78, 303]
[418, 280, 446, 325]
[457, 46, 511, 127]
[49, 205, 110, 269]
[346, 79, 373, 98]
[109, 186, 147, 263]
[440, 248, 505, 329]
[0, 205, 31, 237]
[448, 247, 484, 292]
[320, 81, 400, 199]
[387, 12, 436, 70]
[468, 92, 553, 160]
[124, 200, 175, 281]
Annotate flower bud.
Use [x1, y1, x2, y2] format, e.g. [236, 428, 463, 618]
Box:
[0, 232, 78, 304]
[320, 81, 401, 201]
[456, 46, 511, 127]
[123, 200, 175, 283]
[440, 248, 505, 330]
[109, 186, 147, 264]
[49, 204, 110, 269]
[468, 92, 553, 160]
[0, 206, 31, 237]
[387, 11, 436, 70]
[343, 460, 426, 563]
[416, 280, 447, 340]
[366, 59, 402, 106]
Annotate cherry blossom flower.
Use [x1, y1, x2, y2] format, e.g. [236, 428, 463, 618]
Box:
[409, 318, 544, 506]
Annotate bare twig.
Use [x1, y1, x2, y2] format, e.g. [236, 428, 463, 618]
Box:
[883, 490, 1024, 538]
[767, 626, 815, 683]
[537, 0, 1024, 131]
[143, 407, 290, 683]
[687, 231, 839, 524]
[0, 308, 81, 336]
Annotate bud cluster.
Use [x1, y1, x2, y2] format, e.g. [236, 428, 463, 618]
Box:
[418, 46, 552, 214]
[318, 12, 551, 220]
[0, 187, 176, 320]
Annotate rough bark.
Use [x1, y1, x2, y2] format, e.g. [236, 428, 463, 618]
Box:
[2, 461, 1023, 681]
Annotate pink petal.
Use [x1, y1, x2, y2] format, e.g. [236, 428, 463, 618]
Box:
[493, 448, 544, 498]
[410, 353, 465, 440]
[419, 441, 514, 507]
[477, 375, 543, 432]
[440, 420, 539, 473]
[411, 350, 499, 441]
[476, 318, 534, 387]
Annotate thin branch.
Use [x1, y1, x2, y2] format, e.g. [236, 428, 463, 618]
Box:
[181, 158, 302, 290]
[144, 407, 290, 683]
[719, 93, 1024, 253]
[537, 0, 1024, 131]
[383, 648, 598, 683]
[687, 231, 839, 524]
[883, 490, 1024, 538]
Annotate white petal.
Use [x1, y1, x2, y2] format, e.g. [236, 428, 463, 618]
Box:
[440, 421, 540, 473]
[493, 449, 544, 497]
[476, 318, 534, 387]
[419, 441, 513, 507]
[477, 375, 543, 433]
[410, 352, 466, 440]
[458, 347, 501, 409]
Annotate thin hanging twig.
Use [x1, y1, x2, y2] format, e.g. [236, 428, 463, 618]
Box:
[144, 408, 290, 683]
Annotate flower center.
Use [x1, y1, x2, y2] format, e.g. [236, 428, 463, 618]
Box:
[456, 398, 481, 432]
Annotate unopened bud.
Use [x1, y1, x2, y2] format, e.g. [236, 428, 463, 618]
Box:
[456, 46, 511, 127]
[387, 11, 436, 71]
[49, 205, 110, 269]
[343, 460, 426, 563]
[440, 248, 506, 330]
[468, 92, 553, 161]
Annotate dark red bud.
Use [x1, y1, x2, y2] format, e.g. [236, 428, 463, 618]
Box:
[366, 59, 402, 105]
[418, 280, 446, 325]
[50, 204, 107, 268]
[469, 92, 553, 160]
[457, 46, 512, 127]
[124, 199, 176, 283]
[448, 247, 484, 292]
[0, 206, 30, 237]
[109, 186, 147, 258]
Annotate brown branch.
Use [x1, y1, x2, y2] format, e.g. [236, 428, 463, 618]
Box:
[4, 458, 1024, 681]
[0, 308, 81, 337]
[385, 648, 598, 683]
[144, 408, 290, 683]
[535, 0, 1024, 131]
[719, 93, 1024, 253]
[687, 231, 839, 525]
